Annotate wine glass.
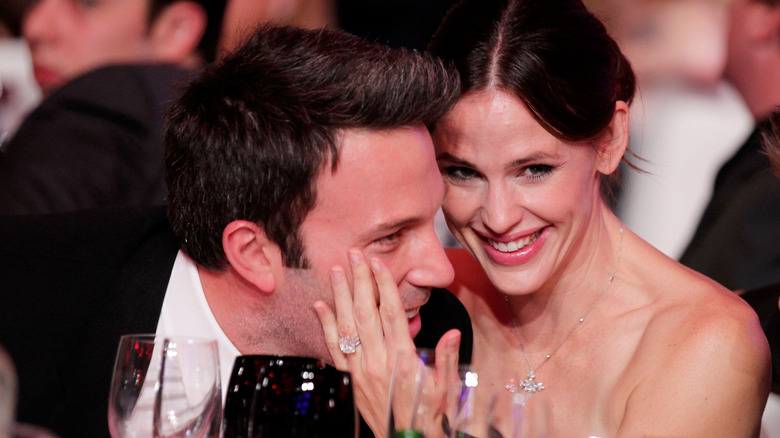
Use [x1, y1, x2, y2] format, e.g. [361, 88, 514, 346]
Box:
[222, 355, 356, 438]
[107, 334, 221, 438]
[445, 366, 550, 438]
[386, 349, 451, 438]
[153, 337, 222, 437]
[0, 343, 17, 438]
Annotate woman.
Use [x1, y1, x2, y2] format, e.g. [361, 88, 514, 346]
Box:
[316, 0, 771, 435]
[428, 0, 769, 435]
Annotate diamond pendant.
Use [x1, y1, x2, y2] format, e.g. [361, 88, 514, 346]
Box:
[506, 371, 545, 393]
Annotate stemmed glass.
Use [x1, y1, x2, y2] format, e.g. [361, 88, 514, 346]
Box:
[222, 355, 356, 438]
[107, 334, 221, 438]
[386, 349, 451, 438]
[445, 366, 550, 438]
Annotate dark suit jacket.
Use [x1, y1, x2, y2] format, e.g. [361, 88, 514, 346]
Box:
[0, 208, 472, 437]
[0, 64, 192, 215]
[742, 283, 780, 394]
[680, 120, 780, 291]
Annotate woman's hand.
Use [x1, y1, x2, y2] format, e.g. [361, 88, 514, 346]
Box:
[314, 248, 461, 437]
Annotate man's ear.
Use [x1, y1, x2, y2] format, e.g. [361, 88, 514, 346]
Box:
[595, 100, 630, 176]
[222, 220, 281, 293]
[148, 1, 207, 65]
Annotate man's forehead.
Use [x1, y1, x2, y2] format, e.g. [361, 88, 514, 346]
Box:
[305, 126, 442, 236]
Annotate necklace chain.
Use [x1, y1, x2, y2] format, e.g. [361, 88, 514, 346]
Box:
[505, 226, 624, 393]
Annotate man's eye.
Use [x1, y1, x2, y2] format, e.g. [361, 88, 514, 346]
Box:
[376, 230, 403, 244]
[76, 0, 99, 9]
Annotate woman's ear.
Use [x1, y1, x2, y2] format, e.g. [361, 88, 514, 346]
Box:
[222, 220, 281, 293]
[595, 100, 630, 175]
[148, 1, 207, 65]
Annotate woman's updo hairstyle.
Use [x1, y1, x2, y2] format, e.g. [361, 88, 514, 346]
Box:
[428, 0, 638, 202]
[428, 0, 636, 143]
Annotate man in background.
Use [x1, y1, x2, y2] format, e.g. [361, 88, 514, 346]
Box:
[0, 0, 227, 215]
[680, 0, 780, 291]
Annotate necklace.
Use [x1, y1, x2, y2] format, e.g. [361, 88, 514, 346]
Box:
[504, 226, 624, 394]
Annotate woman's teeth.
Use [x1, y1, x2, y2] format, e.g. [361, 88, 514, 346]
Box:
[489, 230, 541, 253]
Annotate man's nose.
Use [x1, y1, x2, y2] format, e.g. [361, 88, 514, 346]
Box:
[406, 226, 455, 289]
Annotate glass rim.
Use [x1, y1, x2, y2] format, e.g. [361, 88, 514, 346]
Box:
[117, 333, 218, 345]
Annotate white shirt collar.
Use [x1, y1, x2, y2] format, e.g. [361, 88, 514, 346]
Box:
[156, 250, 241, 402]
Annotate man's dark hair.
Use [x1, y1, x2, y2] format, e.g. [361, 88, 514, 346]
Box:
[149, 0, 226, 63]
[165, 24, 460, 270]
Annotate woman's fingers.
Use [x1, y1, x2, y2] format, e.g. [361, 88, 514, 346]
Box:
[371, 256, 416, 355]
[313, 299, 348, 370]
[349, 249, 385, 359]
[435, 329, 462, 374]
[435, 329, 462, 414]
[330, 264, 359, 343]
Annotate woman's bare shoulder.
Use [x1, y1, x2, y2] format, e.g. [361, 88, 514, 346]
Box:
[617, 248, 771, 435]
[628, 243, 766, 364]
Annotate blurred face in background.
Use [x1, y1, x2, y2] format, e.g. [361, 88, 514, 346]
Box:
[23, 0, 155, 96]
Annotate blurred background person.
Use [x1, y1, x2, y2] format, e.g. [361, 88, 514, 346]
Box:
[679, 0, 780, 292]
[0, 0, 227, 216]
[219, 0, 336, 55]
[0, 0, 39, 145]
[739, 108, 780, 437]
[584, 0, 753, 259]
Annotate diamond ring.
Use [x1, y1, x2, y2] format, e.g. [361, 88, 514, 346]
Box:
[338, 336, 361, 354]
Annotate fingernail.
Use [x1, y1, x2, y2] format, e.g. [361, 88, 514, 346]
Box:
[330, 266, 345, 283]
[348, 249, 360, 266]
[447, 332, 461, 350]
[370, 258, 381, 274]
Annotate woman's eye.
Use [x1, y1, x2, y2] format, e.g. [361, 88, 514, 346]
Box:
[442, 166, 477, 181]
[524, 164, 553, 180]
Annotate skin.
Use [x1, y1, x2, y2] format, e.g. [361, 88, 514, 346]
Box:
[432, 89, 770, 436]
[218, 0, 336, 56]
[723, 0, 780, 120]
[307, 126, 462, 436]
[199, 125, 456, 368]
[23, 0, 204, 96]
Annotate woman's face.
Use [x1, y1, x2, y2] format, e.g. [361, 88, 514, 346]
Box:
[433, 90, 604, 295]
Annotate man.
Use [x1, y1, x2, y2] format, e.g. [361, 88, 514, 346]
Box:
[0, 0, 227, 215]
[23, 0, 224, 97]
[0, 24, 471, 437]
[680, 0, 780, 291]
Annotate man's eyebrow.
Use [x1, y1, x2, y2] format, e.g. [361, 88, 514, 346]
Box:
[361, 217, 423, 240]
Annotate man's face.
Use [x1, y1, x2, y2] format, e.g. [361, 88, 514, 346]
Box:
[23, 0, 155, 95]
[274, 126, 455, 361]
